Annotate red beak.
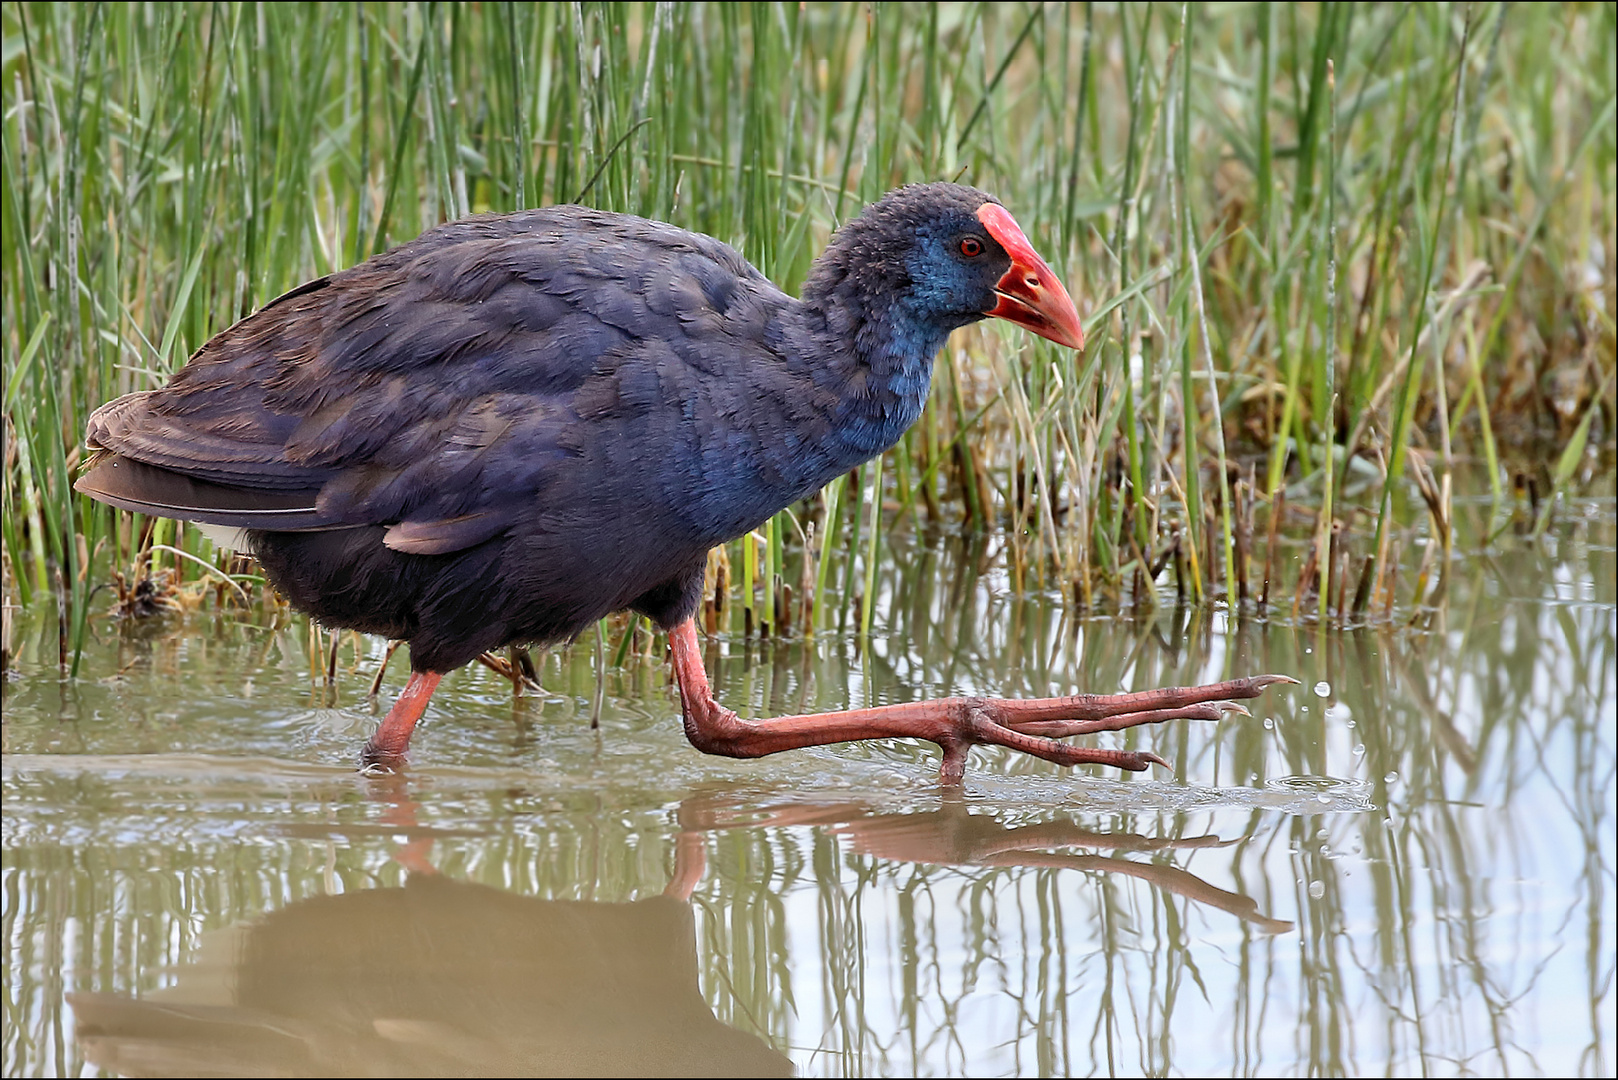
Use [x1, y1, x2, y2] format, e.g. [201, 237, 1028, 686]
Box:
[976, 203, 1085, 351]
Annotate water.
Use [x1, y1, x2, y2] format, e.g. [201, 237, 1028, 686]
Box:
[3, 493, 1614, 1076]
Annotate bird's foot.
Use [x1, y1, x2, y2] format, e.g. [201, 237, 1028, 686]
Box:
[669, 620, 1297, 783]
[677, 692, 1260, 783]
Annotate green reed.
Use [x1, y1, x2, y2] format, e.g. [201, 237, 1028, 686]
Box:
[2, 2, 1613, 666]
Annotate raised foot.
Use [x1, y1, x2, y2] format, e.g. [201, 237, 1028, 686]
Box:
[681, 684, 1293, 785]
[668, 620, 1297, 784]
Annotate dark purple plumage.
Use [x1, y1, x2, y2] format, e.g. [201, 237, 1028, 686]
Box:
[80, 184, 1043, 671]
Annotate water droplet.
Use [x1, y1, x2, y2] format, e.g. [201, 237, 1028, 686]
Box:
[1263, 717, 1275, 729]
[1346, 719, 1356, 728]
[1316, 794, 1331, 805]
[1315, 829, 1328, 841]
[1308, 880, 1326, 899]
[1384, 771, 1399, 784]
[1314, 680, 1331, 697]
[1353, 744, 1366, 758]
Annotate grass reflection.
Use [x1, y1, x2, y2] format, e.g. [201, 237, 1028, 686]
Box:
[2, 495, 1612, 1076]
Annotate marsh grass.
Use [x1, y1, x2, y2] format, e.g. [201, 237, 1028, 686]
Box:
[2, 2, 1614, 670]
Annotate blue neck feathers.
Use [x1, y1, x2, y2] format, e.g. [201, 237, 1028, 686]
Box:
[829, 298, 953, 460]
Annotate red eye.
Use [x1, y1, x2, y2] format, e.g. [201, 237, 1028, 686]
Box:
[959, 236, 984, 257]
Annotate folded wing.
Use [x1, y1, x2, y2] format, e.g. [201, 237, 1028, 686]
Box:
[77, 207, 778, 556]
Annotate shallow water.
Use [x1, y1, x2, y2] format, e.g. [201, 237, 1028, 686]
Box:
[3, 493, 1614, 1077]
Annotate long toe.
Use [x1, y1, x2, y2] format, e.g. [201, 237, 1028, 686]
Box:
[1002, 700, 1250, 739]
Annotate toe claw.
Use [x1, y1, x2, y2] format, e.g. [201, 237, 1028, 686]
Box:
[1220, 702, 1253, 718]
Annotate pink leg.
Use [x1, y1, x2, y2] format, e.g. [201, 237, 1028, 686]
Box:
[362, 670, 442, 769]
[667, 620, 1295, 783]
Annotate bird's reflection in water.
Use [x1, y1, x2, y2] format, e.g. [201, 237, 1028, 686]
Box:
[72, 776, 789, 1079]
[71, 779, 1289, 1076]
[679, 787, 1295, 935]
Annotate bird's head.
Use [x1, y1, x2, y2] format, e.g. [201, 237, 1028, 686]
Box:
[805, 183, 1084, 352]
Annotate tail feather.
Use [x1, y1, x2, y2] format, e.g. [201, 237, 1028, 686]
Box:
[75, 453, 337, 531]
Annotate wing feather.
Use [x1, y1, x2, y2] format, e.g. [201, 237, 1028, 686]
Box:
[73, 454, 328, 529]
[79, 206, 793, 555]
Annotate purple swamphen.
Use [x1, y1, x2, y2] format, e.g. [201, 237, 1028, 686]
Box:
[76, 183, 1292, 780]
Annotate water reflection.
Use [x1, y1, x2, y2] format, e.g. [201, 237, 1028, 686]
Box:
[70, 780, 792, 1079]
[678, 786, 1295, 934]
[3, 492, 1613, 1075]
[63, 779, 1295, 1077]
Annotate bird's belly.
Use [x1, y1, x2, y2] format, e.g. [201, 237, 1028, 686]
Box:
[250, 520, 708, 673]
